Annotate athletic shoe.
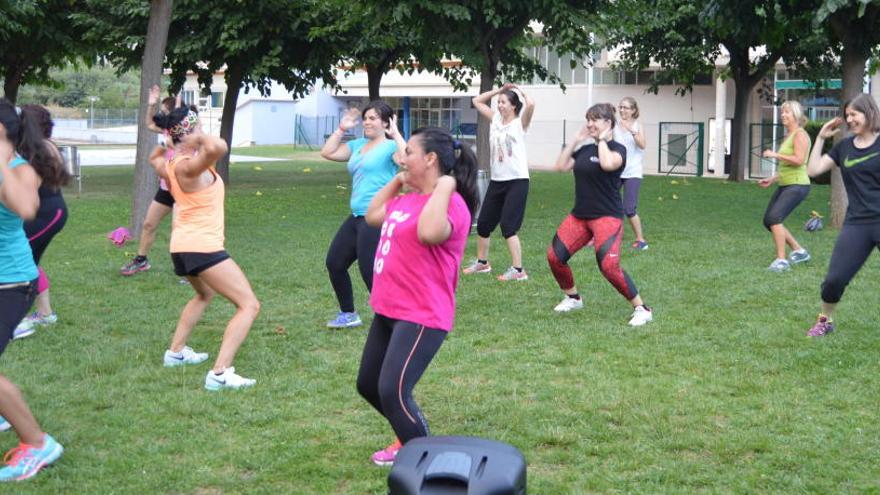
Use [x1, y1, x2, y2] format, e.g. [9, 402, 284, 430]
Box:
[163, 346, 209, 367]
[628, 305, 653, 326]
[631, 240, 649, 251]
[0, 433, 63, 482]
[120, 257, 150, 276]
[767, 259, 790, 272]
[326, 311, 362, 329]
[371, 439, 402, 466]
[12, 312, 58, 341]
[497, 266, 528, 281]
[554, 296, 584, 313]
[789, 249, 811, 264]
[462, 260, 491, 274]
[0, 417, 10, 432]
[205, 367, 256, 391]
[807, 315, 835, 337]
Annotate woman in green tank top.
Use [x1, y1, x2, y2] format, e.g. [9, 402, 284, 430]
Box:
[757, 100, 812, 272]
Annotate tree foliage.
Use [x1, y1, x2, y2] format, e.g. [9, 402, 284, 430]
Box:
[0, 0, 95, 102]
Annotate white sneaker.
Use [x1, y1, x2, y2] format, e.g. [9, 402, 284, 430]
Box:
[163, 346, 209, 367]
[554, 296, 584, 313]
[0, 416, 10, 432]
[628, 305, 653, 326]
[767, 258, 791, 272]
[205, 367, 256, 391]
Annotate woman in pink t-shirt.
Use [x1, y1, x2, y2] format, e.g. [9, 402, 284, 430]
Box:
[358, 127, 479, 466]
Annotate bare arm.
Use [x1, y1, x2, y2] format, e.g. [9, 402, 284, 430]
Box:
[632, 121, 646, 150]
[144, 85, 163, 133]
[365, 173, 405, 227]
[555, 124, 590, 172]
[417, 175, 456, 245]
[175, 134, 228, 178]
[0, 156, 40, 220]
[472, 85, 508, 122]
[148, 145, 169, 180]
[320, 108, 359, 162]
[597, 124, 623, 171]
[387, 114, 407, 165]
[807, 118, 841, 177]
[766, 128, 810, 166]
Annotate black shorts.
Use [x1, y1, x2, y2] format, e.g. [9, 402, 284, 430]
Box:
[476, 179, 530, 238]
[171, 250, 230, 277]
[0, 280, 37, 357]
[154, 188, 175, 208]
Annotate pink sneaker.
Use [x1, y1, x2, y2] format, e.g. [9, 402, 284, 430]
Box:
[370, 439, 402, 466]
[463, 260, 491, 274]
[807, 314, 835, 337]
[497, 266, 528, 281]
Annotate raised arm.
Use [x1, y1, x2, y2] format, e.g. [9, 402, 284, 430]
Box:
[148, 144, 170, 180]
[365, 173, 405, 227]
[514, 85, 535, 130]
[807, 118, 841, 177]
[597, 123, 623, 171]
[555, 124, 590, 172]
[175, 134, 228, 178]
[387, 114, 407, 165]
[320, 108, 359, 162]
[144, 85, 163, 134]
[472, 84, 509, 122]
[417, 175, 456, 245]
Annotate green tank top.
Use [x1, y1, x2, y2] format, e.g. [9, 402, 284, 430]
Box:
[777, 129, 810, 186]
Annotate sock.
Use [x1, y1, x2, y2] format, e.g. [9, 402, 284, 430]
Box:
[478, 259, 488, 265]
[514, 266, 523, 273]
[567, 294, 581, 300]
[135, 255, 147, 263]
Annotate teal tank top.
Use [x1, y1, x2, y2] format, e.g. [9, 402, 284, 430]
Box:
[0, 156, 38, 283]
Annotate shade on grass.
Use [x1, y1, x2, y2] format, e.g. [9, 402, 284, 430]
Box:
[3, 157, 878, 493]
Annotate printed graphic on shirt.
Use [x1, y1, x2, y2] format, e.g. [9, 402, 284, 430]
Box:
[844, 152, 879, 168]
[374, 209, 411, 275]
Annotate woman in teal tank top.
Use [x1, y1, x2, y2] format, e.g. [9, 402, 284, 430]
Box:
[0, 98, 64, 481]
[758, 100, 812, 272]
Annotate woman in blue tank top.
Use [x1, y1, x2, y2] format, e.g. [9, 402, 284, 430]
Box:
[0, 98, 64, 481]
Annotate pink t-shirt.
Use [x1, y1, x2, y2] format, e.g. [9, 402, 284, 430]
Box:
[370, 191, 471, 331]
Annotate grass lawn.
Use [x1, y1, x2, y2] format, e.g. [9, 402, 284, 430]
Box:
[4, 155, 879, 494]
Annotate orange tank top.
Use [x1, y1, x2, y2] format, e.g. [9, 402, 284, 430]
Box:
[165, 155, 225, 253]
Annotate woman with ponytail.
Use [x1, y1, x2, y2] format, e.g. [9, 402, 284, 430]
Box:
[12, 105, 69, 340]
[0, 98, 63, 481]
[358, 127, 477, 466]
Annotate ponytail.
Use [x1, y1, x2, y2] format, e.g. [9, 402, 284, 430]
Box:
[411, 127, 480, 215]
[19, 105, 68, 190]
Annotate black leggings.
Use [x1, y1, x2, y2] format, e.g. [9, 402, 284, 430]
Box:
[763, 185, 809, 230]
[821, 222, 880, 304]
[25, 194, 68, 264]
[0, 281, 37, 357]
[476, 179, 529, 239]
[356, 314, 447, 443]
[326, 215, 381, 313]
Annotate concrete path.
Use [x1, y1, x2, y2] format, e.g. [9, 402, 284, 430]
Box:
[76, 147, 286, 166]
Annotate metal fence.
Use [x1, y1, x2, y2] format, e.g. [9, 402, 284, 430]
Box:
[748, 123, 785, 179]
[657, 122, 704, 176]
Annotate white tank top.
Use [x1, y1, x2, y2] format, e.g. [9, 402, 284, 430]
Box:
[614, 121, 644, 179]
[490, 113, 529, 181]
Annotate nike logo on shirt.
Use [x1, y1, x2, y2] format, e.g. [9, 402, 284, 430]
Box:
[844, 152, 879, 168]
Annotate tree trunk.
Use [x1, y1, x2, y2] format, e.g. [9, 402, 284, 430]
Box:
[476, 61, 497, 172]
[830, 50, 866, 229]
[2, 67, 24, 103]
[728, 73, 759, 182]
[131, 0, 173, 237]
[216, 65, 243, 184]
[366, 64, 383, 101]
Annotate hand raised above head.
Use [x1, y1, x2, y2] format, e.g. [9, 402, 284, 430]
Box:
[819, 117, 843, 140]
[340, 107, 361, 131]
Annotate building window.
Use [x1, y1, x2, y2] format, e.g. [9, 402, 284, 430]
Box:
[182, 90, 196, 106]
[211, 92, 224, 108]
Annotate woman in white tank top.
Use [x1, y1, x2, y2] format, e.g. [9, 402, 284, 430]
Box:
[463, 83, 535, 281]
[613, 96, 649, 250]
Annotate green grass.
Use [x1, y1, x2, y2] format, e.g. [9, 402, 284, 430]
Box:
[5, 158, 880, 494]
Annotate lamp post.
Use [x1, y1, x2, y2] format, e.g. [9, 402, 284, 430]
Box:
[88, 96, 100, 128]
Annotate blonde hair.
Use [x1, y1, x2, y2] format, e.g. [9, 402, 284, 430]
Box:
[619, 96, 640, 119]
[781, 100, 806, 127]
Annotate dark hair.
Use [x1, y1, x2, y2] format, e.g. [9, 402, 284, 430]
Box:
[586, 103, 616, 128]
[362, 100, 394, 137]
[161, 97, 176, 112]
[500, 89, 523, 116]
[0, 100, 68, 189]
[845, 93, 880, 133]
[411, 127, 479, 215]
[153, 106, 198, 144]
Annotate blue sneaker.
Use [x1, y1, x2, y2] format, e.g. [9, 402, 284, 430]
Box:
[789, 249, 811, 264]
[327, 311, 362, 328]
[0, 417, 10, 432]
[631, 240, 649, 251]
[0, 433, 63, 482]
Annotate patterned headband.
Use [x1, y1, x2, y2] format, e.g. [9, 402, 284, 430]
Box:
[169, 110, 199, 140]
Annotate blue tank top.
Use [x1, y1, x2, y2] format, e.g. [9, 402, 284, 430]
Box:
[0, 156, 38, 283]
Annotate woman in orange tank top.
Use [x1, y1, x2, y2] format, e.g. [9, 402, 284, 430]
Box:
[149, 106, 260, 391]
